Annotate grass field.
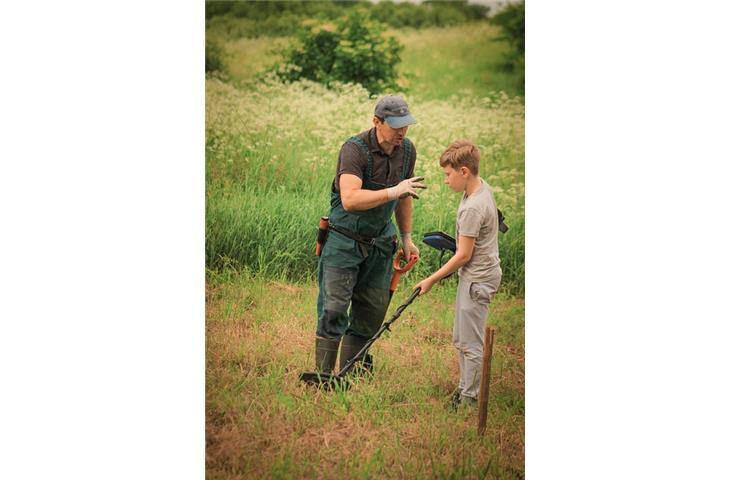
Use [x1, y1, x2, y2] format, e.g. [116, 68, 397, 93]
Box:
[207, 19, 524, 479]
[206, 271, 524, 479]
[222, 23, 522, 99]
[398, 23, 522, 99]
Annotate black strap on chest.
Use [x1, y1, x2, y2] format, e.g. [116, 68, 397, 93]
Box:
[347, 135, 412, 186]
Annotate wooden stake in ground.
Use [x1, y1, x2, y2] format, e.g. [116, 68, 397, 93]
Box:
[477, 326, 495, 436]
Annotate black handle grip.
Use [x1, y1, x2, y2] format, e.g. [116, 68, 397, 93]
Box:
[407, 287, 422, 303]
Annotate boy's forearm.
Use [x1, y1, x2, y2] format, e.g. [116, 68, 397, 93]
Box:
[427, 251, 471, 283]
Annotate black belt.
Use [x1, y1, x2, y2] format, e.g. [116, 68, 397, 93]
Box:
[328, 223, 377, 247]
[328, 223, 395, 259]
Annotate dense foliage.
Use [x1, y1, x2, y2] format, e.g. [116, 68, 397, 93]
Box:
[491, 2, 525, 55]
[274, 10, 403, 94]
[490, 1, 525, 89]
[205, 36, 228, 74]
[205, 0, 489, 39]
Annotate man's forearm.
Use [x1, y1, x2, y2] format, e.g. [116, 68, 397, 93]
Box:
[395, 196, 413, 235]
[341, 188, 391, 212]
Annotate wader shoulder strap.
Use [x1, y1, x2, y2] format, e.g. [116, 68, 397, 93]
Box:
[402, 137, 413, 180]
[347, 135, 413, 183]
[346, 136, 374, 181]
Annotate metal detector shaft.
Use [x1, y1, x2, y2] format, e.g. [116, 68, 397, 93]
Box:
[337, 287, 422, 377]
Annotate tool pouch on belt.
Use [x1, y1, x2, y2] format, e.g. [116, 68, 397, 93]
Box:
[316, 216, 329, 256]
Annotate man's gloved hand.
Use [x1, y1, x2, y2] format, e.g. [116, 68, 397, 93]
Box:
[401, 233, 420, 260]
[387, 176, 426, 200]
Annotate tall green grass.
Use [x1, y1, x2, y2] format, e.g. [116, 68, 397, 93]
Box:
[206, 76, 524, 294]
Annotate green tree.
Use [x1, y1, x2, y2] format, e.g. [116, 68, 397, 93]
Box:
[490, 1, 524, 92]
[275, 10, 403, 94]
[491, 1, 525, 55]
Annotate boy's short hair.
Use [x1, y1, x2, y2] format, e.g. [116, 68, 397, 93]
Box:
[439, 139, 480, 175]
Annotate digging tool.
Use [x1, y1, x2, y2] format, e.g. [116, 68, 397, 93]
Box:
[477, 326, 496, 435]
[389, 249, 418, 296]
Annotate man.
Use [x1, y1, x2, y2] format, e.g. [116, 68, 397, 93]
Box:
[313, 95, 426, 376]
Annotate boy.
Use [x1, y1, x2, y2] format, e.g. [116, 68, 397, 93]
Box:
[414, 139, 502, 409]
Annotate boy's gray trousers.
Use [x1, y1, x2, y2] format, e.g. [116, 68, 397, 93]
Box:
[454, 277, 500, 399]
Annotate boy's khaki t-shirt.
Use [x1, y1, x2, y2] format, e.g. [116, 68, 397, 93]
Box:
[456, 178, 502, 283]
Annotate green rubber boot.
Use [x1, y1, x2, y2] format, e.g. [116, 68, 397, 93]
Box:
[339, 334, 374, 376]
[315, 337, 341, 373]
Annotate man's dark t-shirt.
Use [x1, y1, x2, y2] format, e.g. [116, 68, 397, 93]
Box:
[332, 128, 417, 193]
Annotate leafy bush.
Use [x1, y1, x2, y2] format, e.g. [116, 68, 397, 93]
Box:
[275, 10, 403, 94]
[205, 36, 228, 74]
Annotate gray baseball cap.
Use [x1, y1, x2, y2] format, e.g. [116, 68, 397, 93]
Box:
[374, 95, 417, 129]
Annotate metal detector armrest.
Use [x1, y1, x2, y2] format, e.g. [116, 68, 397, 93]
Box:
[422, 231, 457, 253]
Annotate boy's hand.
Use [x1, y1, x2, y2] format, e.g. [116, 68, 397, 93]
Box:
[414, 277, 436, 296]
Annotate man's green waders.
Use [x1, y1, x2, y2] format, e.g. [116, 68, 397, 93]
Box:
[315, 136, 413, 373]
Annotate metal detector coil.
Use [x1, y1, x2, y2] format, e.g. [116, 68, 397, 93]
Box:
[422, 210, 508, 256]
[422, 231, 457, 253]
